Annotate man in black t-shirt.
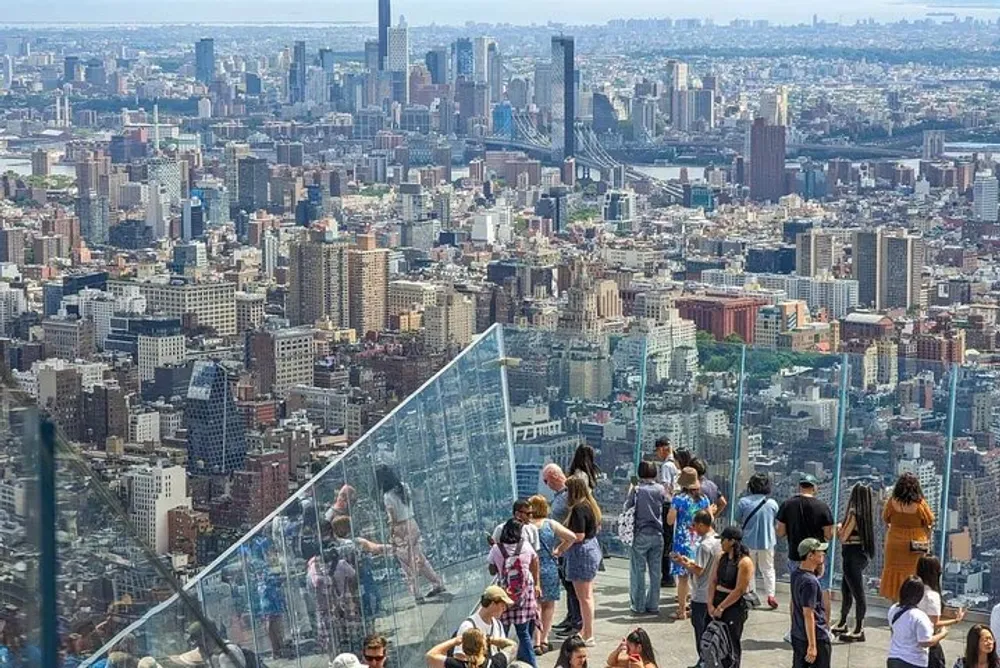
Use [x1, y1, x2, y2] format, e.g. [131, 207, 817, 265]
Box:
[776, 474, 834, 635]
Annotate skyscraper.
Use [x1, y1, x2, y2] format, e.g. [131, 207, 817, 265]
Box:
[347, 233, 389, 337]
[378, 0, 391, 71]
[453, 38, 473, 81]
[76, 193, 110, 246]
[853, 229, 881, 309]
[759, 86, 789, 126]
[287, 229, 349, 327]
[880, 230, 925, 311]
[185, 361, 247, 475]
[289, 40, 307, 104]
[487, 42, 504, 103]
[237, 156, 269, 211]
[749, 117, 786, 202]
[973, 172, 999, 222]
[195, 38, 215, 85]
[473, 36, 491, 84]
[551, 36, 575, 161]
[425, 46, 448, 85]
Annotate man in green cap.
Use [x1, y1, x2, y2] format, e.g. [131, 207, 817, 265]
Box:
[791, 538, 833, 668]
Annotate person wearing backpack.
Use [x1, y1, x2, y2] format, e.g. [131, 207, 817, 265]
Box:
[708, 527, 754, 666]
[426, 629, 515, 668]
[888, 576, 949, 668]
[672, 509, 719, 668]
[455, 586, 514, 666]
[625, 461, 667, 615]
[736, 474, 780, 611]
[791, 539, 833, 668]
[489, 519, 542, 667]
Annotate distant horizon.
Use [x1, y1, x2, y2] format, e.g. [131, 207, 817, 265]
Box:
[3, 0, 1000, 28]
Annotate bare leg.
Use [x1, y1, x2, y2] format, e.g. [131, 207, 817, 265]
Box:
[540, 600, 555, 646]
[676, 575, 689, 619]
[573, 580, 595, 640]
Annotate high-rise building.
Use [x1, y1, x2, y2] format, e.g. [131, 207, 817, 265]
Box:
[76, 193, 110, 246]
[378, 0, 391, 70]
[289, 40, 307, 104]
[749, 117, 786, 202]
[533, 62, 552, 111]
[347, 233, 389, 336]
[246, 327, 315, 398]
[852, 229, 882, 309]
[237, 156, 269, 211]
[195, 38, 215, 85]
[973, 172, 999, 222]
[31, 149, 50, 177]
[424, 291, 475, 352]
[551, 36, 575, 161]
[425, 46, 448, 84]
[185, 361, 247, 475]
[224, 142, 250, 208]
[473, 36, 491, 84]
[287, 229, 349, 327]
[487, 42, 503, 103]
[759, 86, 789, 126]
[453, 38, 473, 81]
[795, 230, 836, 277]
[387, 17, 409, 73]
[880, 230, 925, 311]
[125, 462, 190, 555]
[112, 279, 237, 336]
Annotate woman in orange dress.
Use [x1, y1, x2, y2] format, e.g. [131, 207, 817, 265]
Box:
[879, 472, 935, 601]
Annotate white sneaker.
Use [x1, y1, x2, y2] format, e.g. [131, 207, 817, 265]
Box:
[584, 637, 596, 647]
[783, 631, 792, 645]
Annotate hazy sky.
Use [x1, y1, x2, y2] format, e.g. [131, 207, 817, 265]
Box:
[3, 0, 999, 25]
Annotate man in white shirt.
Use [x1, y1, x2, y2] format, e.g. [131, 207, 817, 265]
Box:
[491, 498, 540, 551]
[655, 437, 678, 587]
[455, 586, 512, 659]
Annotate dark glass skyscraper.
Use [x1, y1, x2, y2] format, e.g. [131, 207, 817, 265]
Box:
[185, 361, 247, 475]
[551, 36, 575, 160]
[378, 0, 391, 71]
[749, 117, 786, 202]
[425, 46, 448, 85]
[289, 40, 307, 104]
[454, 38, 473, 81]
[195, 38, 214, 85]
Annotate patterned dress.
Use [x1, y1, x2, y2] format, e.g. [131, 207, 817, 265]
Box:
[536, 520, 561, 602]
[670, 492, 711, 577]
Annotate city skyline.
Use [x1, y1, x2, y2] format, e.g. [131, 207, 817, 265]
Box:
[3, 0, 1000, 25]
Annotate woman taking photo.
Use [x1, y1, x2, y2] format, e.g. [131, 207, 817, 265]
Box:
[561, 477, 603, 646]
[736, 473, 780, 610]
[375, 465, 447, 602]
[554, 635, 589, 668]
[887, 576, 949, 668]
[625, 461, 667, 615]
[880, 472, 935, 602]
[528, 494, 576, 655]
[953, 625, 999, 668]
[832, 482, 876, 642]
[425, 628, 514, 668]
[568, 444, 600, 490]
[666, 467, 711, 621]
[708, 526, 754, 666]
[604, 628, 658, 668]
[917, 556, 966, 668]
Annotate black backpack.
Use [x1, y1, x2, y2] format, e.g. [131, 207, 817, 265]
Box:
[700, 619, 736, 668]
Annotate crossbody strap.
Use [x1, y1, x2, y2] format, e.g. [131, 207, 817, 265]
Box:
[742, 497, 769, 529]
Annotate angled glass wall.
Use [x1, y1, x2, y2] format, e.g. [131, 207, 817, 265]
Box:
[80, 325, 515, 668]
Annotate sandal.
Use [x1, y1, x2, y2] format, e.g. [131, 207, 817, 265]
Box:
[534, 644, 550, 656]
[671, 610, 688, 621]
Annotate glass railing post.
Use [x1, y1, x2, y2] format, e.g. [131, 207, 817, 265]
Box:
[825, 353, 850, 590]
[727, 344, 747, 526]
[633, 335, 649, 472]
[40, 417, 57, 668]
[939, 364, 959, 560]
[496, 325, 519, 503]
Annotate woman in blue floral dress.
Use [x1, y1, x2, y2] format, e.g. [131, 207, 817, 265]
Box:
[666, 467, 710, 620]
[528, 494, 576, 654]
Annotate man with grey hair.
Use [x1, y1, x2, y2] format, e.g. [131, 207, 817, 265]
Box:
[541, 462, 581, 636]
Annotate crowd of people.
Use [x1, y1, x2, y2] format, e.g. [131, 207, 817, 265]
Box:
[58, 443, 1000, 668]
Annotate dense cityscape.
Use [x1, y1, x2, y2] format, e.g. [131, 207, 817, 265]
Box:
[3, 5, 1000, 667]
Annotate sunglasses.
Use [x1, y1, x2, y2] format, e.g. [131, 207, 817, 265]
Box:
[364, 654, 386, 663]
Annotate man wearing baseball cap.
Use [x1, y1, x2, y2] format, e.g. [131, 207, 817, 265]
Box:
[454, 585, 516, 660]
[791, 538, 833, 668]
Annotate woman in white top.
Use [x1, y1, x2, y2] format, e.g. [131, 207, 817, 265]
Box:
[376, 465, 446, 602]
[888, 576, 949, 668]
[917, 556, 966, 668]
